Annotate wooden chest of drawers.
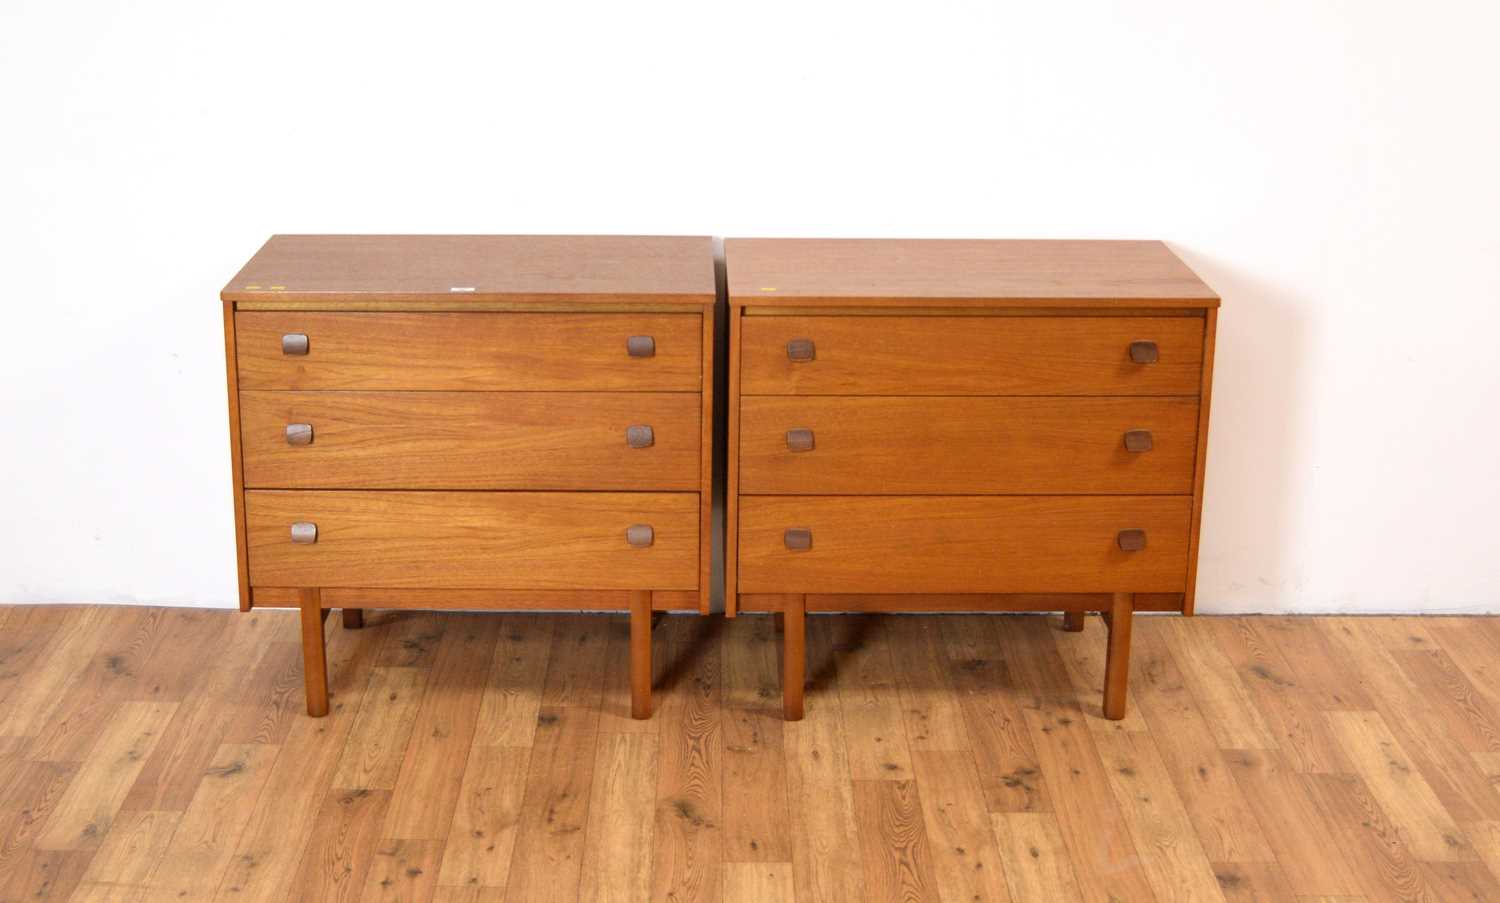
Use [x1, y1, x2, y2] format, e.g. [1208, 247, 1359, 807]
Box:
[222, 235, 716, 719]
[723, 239, 1219, 720]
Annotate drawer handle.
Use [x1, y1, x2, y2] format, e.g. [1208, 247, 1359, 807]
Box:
[290, 522, 318, 544]
[786, 338, 816, 362]
[784, 528, 812, 551]
[626, 524, 655, 548]
[282, 333, 309, 356]
[1122, 429, 1153, 453]
[1117, 529, 1147, 552]
[285, 423, 314, 446]
[626, 425, 655, 449]
[786, 428, 815, 452]
[1128, 340, 1159, 364]
[626, 335, 656, 358]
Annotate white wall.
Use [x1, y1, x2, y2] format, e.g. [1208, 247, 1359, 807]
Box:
[2, 1, 1497, 613]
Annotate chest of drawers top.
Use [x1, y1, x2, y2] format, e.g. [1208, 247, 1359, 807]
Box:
[725, 238, 1218, 309]
[224, 234, 716, 306]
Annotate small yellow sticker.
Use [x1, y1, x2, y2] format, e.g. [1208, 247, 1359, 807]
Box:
[759, 286, 778, 292]
[244, 284, 262, 290]
[269, 285, 286, 291]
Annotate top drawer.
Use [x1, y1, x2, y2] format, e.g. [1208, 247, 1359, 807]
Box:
[740, 316, 1203, 396]
[237, 312, 702, 391]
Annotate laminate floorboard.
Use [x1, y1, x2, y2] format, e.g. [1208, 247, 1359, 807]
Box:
[0, 607, 1496, 901]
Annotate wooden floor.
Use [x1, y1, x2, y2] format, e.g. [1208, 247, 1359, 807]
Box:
[1, 608, 1499, 902]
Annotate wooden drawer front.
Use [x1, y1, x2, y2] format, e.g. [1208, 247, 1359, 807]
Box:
[246, 491, 699, 590]
[237, 312, 701, 391]
[240, 391, 699, 490]
[740, 316, 1203, 395]
[738, 496, 1191, 594]
[739, 396, 1198, 495]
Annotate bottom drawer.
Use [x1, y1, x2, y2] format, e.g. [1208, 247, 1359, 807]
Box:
[737, 496, 1190, 594]
[247, 490, 699, 590]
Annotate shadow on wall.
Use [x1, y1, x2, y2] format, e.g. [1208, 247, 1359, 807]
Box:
[1172, 245, 1308, 614]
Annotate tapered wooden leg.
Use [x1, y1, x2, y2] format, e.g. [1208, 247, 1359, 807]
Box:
[1102, 592, 1133, 720]
[342, 609, 365, 630]
[783, 595, 806, 721]
[630, 590, 653, 720]
[773, 611, 785, 634]
[1062, 610, 1085, 632]
[299, 588, 329, 717]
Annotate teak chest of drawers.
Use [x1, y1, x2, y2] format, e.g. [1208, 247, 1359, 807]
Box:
[723, 238, 1219, 720]
[222, 235, 716, 719]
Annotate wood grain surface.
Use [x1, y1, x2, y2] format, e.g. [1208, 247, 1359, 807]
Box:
[245, 490, 700, 590]
[223, 235, 715, 304]
[0, 607, 1497, 901]
[223, 302, 252, 611]
[726, 238, 1219, 307]
[737, 495, 1192, 594]
[1184, 306, 1218, 616]
[235, 311, 703, 392]
[734, 591, 1181, 613]
[239, 391, 700, 490]
[739, 315, 1204, 396]
[739, 395, 1198, 495]
[250, 587, 701, 612]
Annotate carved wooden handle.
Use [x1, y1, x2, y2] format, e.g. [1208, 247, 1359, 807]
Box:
[786, 338, 816, 362]
[290, 522, 318, 544]
[626, 425, 655, 449]
[785, 428, 815, 452]
[1117, 529, 1147, 552]
[784, 528, 812, 551]
[282, 333, 309, 356]
[1122, 429, 1153, 453]
[626, 335, 656, 358]
[626, 524, 655, 548]
[285, 423, 314, 446]
[1128, 341, 1159, 364]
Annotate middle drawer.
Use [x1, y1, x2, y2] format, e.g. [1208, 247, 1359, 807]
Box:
[240, 391, 700, 490]
[740, 396, 1198, 494]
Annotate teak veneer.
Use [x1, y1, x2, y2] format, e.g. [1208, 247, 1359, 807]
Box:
[223, 235, 716, 720]
[724, 238, 1220, 721]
